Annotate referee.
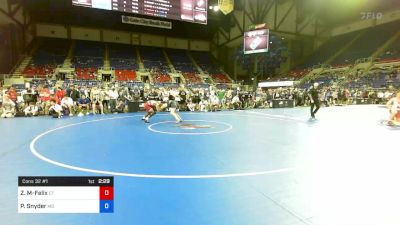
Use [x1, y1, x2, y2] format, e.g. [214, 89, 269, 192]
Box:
[308, 83, 320, 119]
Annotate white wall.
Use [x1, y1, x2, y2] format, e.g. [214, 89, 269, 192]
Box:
[131, 33, 140, 45]
[166, 38, 188, 49]
[190, 40, 210, 51]
[33, 23, 211, 50]
[140, 34, 165, 47]
[71, 27, 101, 41]
[36, 24, 68, 39]
[103, 30, 131, 44]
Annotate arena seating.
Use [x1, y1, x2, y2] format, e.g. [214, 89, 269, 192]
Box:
[75, 68, 97, 80]
[139, 46, 170, 73]
[289, 22, 399, 82]
[332, 21, 399, 65]
[109, 44, 138, 81]
[345, 70, 400, 89]
[191, 51, 222, 74]
[313, 73, 341, 87]
[166, 49, 203, 84]
[190, 51, 232, 83]
[378, 37, 400, 63]
[288, 69, 312, 79]
[152, 73, 172, 83]
[18, 38, 232, 84]
[209, 74, 231, 83]
[139, 46, 172, 83]
[182, 72, 203, 84]
[23, 38, 69, 78]
[114, 70, 137, 81]
[300, 31, 362, 69]
[23, 66, 55, 78]
[75, 41, 105, 57]
[73, 41, 105, 80]
[166, 49, 197, 73]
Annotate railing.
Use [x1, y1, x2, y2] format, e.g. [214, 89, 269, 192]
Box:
[311, 64, 324, 69]
[0, 74, 12, 79]
[57, 64, 74, 69]
[0, 74, 12, 86]
[9, 54, 27, 75]
[99, 67, 114, 71]
[355, 57, 372, 64]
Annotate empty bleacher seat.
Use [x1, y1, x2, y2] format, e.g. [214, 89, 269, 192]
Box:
[23, 38, 70, 78]
[182, 73, 203, 84]
[167, 49, 198, 73]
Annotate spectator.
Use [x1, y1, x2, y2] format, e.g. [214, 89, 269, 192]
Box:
[23, 89, 34, 105]
[1, 95, 16, 118]
[114, 99, 126, 114]
[178, 88, 187, 110]
[187, 100, 196, 112]
[0, 88, 3, 106]
[8, 87, 18, 103]
[55, 86, 66, 104]
[61, 96, 74, 116]
[210, 94, 220, 112]
[77, 94, 91, 116]
[39, 86, 52, 115]
[199, 99, 209, 112]
[48, 100, 63, 118]
[232, 95, 242, 110]
[131, 86, 141, 101]
[68, 85, 81, 103]
[90, 86, 104, 115]
[108, 87, 119, 112]
[24, 102, 39, 117]
[102, 87, 110, 112]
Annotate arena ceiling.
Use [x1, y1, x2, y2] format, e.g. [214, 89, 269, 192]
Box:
[22, 0, 400, 42]
[300, 0, 400, 26]
[25, 0, 225, 40]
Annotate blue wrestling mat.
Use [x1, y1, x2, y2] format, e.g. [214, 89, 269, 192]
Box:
[1, 105, 399, 225]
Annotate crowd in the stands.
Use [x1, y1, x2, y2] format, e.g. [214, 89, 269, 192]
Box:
[0, 80, 397, 119]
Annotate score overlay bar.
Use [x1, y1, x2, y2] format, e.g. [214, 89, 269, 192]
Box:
[18, 177, 114, 213]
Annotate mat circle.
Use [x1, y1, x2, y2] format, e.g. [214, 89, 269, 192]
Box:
[147, 119, 233, 135]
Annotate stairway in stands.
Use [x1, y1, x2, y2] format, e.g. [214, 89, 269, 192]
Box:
[187, 51, 204, 74]
[324, 30, 366, 66]
[135, 47, 145, 71]
[12, 41, 40, 78]
[62, 40, 76, 68]
[162, 49, 176, 73]
[371, 30, 400, 61]
[299, 31, 366, 83]
[104, 44, 110, 68]
[186, 51, 206, 83]
[12, 56, 32, 78]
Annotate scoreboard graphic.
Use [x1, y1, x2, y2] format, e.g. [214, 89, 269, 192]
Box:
[18, 177, 114, 213]
[244, 29, 269, 55]
[72, 0, 208, 24]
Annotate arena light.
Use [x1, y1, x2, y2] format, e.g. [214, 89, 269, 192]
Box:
[213, 5, 220, 12]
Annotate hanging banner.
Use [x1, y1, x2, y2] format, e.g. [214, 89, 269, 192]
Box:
[218, 0, 234, 15]
[122, 15, 172, 29]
